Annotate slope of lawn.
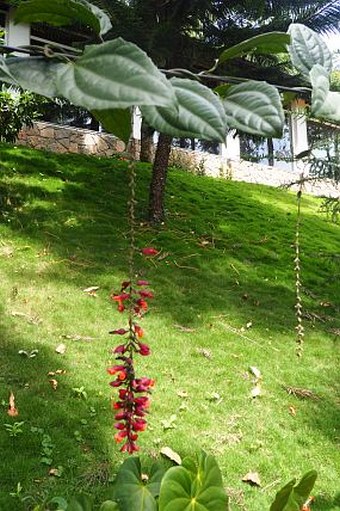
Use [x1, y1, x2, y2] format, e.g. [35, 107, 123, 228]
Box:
[0, 143, 339, 511]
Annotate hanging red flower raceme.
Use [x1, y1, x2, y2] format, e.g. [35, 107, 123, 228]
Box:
[108, 259, 156, 454]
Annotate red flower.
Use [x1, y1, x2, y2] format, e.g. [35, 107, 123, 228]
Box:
[113, 344, 127, 354]
[138, 343, 151, 356]
[134, 324, 144, 338]
[132, 419, 147, 432]
[112, 293, 130, 302]
[114, 430, 127, 443]
[137, 280, 150, 286]
[139, 290, 154, 299]
[141, 247, 158, 256]
[107, 365, 125, 375]
[110, 328, 128, 335]
[136, 299, 148, 311]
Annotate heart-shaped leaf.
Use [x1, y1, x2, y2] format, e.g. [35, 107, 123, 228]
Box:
[310, 65, 340, 122]
[92, 108, 132, 144]
[3, 57, 65, 97]
[221, 80, 284, 137]
[56, 38, 176, 112]
[159, 451, 228, 511]
[218, 32, 290, 64]
[66, 495, 93, 511]
[270, 470, 317, 511]
[288, 24, 332, 81]
[15, 0, 112, 37]
[112, 457, 165, 511]
[141, 78, 227, 142]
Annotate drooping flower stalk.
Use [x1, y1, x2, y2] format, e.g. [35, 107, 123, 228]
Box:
[108, 160, 156, 453]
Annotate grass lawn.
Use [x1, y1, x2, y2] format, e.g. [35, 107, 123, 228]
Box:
[0, 143, 339, 511]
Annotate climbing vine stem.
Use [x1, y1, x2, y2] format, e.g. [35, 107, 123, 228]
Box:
[295, 180, 304, 357]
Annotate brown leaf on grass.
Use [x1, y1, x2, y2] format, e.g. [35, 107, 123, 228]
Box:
[55, 343, 66, 355]
[288, 405, 297, 417]
[242, 471, 261, 487]
[49, 379, 58, 390]
[11, 311, 42, 325]
[7, 391, 18, 417]
[47, 369, 66, 376]
[196, 348, 212, 359]
[320, 301, 332, 307]
[160, 446, 182, 465]
[177, 390, 188, 398]
[283, 386, 319, 400]
[251, 385, 262, 398]
[83, 286, 99, 297]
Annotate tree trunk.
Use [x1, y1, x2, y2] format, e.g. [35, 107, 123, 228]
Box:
[148, 133, 173, 224]
[267, 138, 274, 166]
[140, 118, 155, 163]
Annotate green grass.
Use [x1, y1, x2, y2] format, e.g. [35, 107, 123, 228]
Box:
[0, 143, 339, 511]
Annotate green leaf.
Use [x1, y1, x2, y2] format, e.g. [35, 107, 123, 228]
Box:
[141, 78, 227, 142]
[15, 0, 112, 37]
[3, 57, 65, 97]
[66, 495, 92, 511]
[293, 470, 318, 505]
[99, 502, 120, 511]
[113, 457, 165, 511]
[221, 80, 284, 137]
[270, 471, 317, 511]
[288, 24, 332, 81]
[159, 451, 228, 511]
[310, 65, 340, 122]
[48, 496, 68, 510]
[56, 38, 176, 111]
[218, 32, 290, 64]
[92, 108, 131, 144]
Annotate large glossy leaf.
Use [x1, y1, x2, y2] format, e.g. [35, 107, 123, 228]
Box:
[92, 108, 132, 144]
[0, 56, 18, 85]
[15, 0, 111, 37]
[141, 78, 227, 142]
[159, 451, 228, 511]
[66, 495, 93, 511]
[288, 24, 332, 81]
[99, 502, 120, 511]
[270, 471, 317, 511]
[310, 65, 340, 122]
[113, 457, 165, 511]
[56, 38, 176, 111]
[219, 32, 290, 64]
[221, 80, 284, 137]
[3, 57, 65, 97]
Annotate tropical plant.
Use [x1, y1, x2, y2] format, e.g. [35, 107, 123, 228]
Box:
[0, 84, 42, 142]
[32, 451, 317, 511]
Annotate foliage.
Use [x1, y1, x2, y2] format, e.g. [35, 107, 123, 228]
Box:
[0, 0, 339, 148]
[0, 85, 42, 143]
[32, 452, 317, 511]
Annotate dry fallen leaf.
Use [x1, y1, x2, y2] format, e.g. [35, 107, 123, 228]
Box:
[49, 379, 58, 391]
[174, 324, 196, 333]
[197, 348, 212, 359]
[177, 390, 188, 398]
[48, 369, 66, 376]
[246, 321, 253, 329]
[7, 391, 18, 417]
[242, 471, 261, 487]
[55, 343, 66, 355]
[251, 385, 262, 398]
[249, 366, 261, 379]
[161, 446, 182, 465]
[83, 286, 99, 297]
[289, 405, 297, 417]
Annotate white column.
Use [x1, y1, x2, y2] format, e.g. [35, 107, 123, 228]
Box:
[220, 130, 241, 161]
[132, 107, 142, 140]
[290, 99, 309, 174]
[5, 8, 30, 54]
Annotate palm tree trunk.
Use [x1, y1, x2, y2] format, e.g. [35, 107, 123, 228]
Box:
[148, 133, 173, 224]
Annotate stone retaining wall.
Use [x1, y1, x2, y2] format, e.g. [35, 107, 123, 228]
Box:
[18, 122, 339, 198]
[18, 121, 127, 157]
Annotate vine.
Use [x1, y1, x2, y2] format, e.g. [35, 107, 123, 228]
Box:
[107, 160, 156, 453]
